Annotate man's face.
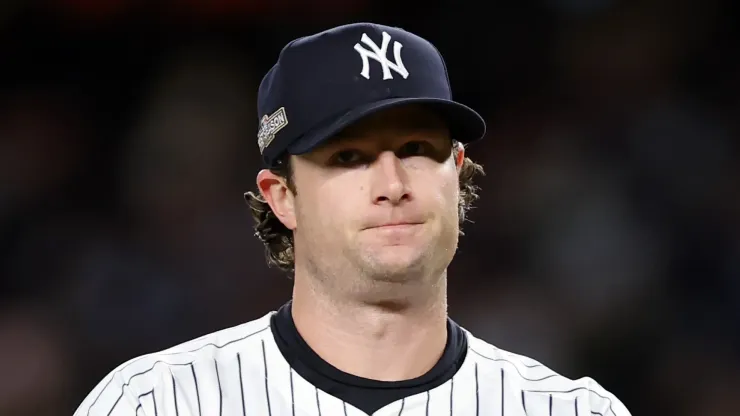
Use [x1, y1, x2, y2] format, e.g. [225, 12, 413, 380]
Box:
[261, 106, 464, 289]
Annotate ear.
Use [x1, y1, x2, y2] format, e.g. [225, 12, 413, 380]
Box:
[256, 169, 297, 230]
[454, 142, 465, 171]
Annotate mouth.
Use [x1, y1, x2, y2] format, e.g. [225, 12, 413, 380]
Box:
[363, 222, 424, 231]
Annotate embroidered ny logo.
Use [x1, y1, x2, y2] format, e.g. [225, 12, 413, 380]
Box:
[354, 31, 409, 80]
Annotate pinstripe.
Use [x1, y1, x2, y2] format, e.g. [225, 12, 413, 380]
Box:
[521, 390, 526, 414]
[190, 363, 201, 416]
[214, 359, 223, 416]
[289, 368, 295, 416]
[151, 391, 158, 416]
[262, 340, 272, 416]
[500, 369, 505, 416]
[449, 377, 454, 415]
[171, 374, 179, 416]
[237, 353, 246, 416]
[475, 362, 479, 416]
[104, 394, 122, 416]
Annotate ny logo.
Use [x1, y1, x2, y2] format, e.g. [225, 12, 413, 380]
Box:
[354, 31, 409, 80]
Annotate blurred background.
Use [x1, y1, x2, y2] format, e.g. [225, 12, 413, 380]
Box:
[1, 0, 739, 414]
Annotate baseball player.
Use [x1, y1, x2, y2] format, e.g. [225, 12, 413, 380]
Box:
[74, 23, 632, 416]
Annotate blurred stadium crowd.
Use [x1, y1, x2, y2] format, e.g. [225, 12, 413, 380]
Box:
[1, 0, 739, 415]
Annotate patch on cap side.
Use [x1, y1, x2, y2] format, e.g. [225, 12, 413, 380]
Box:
[257, 107, 288, 154]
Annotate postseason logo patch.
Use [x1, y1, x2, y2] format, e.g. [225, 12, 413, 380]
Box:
[257, 107, 288, 153]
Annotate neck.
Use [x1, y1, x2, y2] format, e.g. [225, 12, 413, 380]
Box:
[290, 270, 449, 381]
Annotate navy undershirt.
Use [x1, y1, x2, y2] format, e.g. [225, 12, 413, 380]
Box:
[270, 301, 468, 414]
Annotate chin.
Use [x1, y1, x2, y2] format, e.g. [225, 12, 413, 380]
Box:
[361, 247, 432, 282]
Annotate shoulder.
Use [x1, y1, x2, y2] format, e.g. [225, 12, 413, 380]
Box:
[73, 312, 274, 415]
[465, 330, 632, 416]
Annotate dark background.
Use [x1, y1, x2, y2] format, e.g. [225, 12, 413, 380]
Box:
[1, 0, 739, 415]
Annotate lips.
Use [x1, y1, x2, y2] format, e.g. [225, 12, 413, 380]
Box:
[363, 221, 424, 230]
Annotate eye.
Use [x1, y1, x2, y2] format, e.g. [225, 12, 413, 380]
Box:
[331, 149, 364, 165]
[398, 141, 430, 158]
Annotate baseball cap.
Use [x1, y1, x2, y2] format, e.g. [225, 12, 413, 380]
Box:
[256, 22, 486, 168]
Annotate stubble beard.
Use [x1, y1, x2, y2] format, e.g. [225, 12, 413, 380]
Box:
[297, 216, 459, 304]
[344, 224, 459, 294]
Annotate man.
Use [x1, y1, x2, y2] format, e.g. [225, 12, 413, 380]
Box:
[74, 23, 632, 416]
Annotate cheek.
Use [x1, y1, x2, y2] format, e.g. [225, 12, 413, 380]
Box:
[296, 182, 363, 236]
[431, 169, 461, 213]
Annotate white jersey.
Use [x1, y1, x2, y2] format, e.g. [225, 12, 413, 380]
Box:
[74, 312, 631, 416]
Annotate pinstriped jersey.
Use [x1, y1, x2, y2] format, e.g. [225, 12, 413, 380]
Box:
[73, 312, 631, 416]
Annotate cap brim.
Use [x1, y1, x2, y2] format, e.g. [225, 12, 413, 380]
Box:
[286, 97, 486, 156]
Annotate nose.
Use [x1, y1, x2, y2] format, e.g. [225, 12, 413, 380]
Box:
[371, 151, 412, 205]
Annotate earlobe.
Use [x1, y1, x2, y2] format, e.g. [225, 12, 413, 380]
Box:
[256, 169, 297, 230]
[455, 142, 465, 170]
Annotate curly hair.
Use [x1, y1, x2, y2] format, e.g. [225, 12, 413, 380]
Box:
[245, 143, 484, 273]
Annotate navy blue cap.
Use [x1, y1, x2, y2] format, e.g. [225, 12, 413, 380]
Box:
[256, 22, 486, 168]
